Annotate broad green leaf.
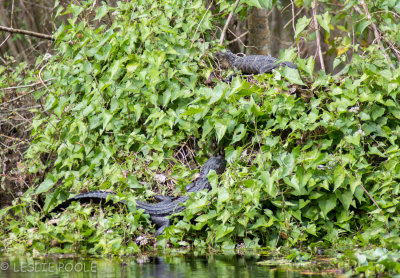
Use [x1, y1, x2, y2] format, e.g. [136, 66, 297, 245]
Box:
[202, 119, 213, 140]
[338, 189, 353, 210]
[231, 124, 246, 144]
[196, 214, 210, 223]
[70, 4, 84, 18]
[280, 48, 297, 62]
[127, 176, 142, 189]
[214, 119, 229, 142]
[187, 198, 207, 211]
[306, 224, 317, 236]
[333, 165, 346, 191]
[182, 107, 204, 116]
[102, 111, 113, 131]
[126, 63, 139, 73]
[279, 153, 295, 178]
[133, 104, 143, 121]
[372, 105, 385, 121]
[355, 20, 370, 34]
[318, 196, 337, 218]
[305, 56, 315, 78]
[282, 67, 305, 85]
[209, 84, 225, 104]
[250, 216, 274, 229]
[35, 174, 57, 194]
[260, 171, 277, 197]
[45, 94, 57, 111]
[259, 0, 273, 9]
[295, 16, 311, 38]
[217, 210, 231, 224]
[316, 11, 331, 33]
[215, 225, 235, 241]
[217, 187, 230, 204]
[207, 170, 219, 188]
[299, 199, 310, 209]
[95, 5, 108, 21]
[245, 0, 262, 9]
[345, 132, 360, 146]
[0, 206, 11, 220]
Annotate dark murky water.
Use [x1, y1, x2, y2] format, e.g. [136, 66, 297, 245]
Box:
[1, 254, 332, 277]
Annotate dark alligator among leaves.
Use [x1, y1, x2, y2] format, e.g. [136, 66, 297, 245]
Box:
[215, 50, 297, 81]
[42, 156, 227, 235]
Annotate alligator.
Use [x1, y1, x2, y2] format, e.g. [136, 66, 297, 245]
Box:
[42, 156, 227, 235]
[215, 49, 297, 81]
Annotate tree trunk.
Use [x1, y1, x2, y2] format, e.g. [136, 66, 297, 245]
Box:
[247, 8, 270, 55]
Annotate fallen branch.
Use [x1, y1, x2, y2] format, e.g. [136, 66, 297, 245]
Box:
[312, 0, 325, 73]
[0, 25, 54, 41]
[219, 0, 241, 45]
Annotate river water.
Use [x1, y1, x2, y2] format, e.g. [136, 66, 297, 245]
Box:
[1, 254, 333, 277]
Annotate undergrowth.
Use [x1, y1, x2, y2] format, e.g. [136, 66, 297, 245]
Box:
[1, 3, 400, 273]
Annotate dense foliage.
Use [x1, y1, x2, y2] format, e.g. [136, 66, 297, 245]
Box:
[2, 1, 400, 274]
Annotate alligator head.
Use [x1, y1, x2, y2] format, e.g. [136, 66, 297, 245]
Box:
[214, 50, 237, 69]
[199, 156, 227, 176]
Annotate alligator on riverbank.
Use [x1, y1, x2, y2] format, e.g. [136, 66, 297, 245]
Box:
[42, 156, 227, 235]
[215, 50, 297, 81]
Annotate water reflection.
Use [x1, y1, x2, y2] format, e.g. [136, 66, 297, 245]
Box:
[1, 254, 329, 277]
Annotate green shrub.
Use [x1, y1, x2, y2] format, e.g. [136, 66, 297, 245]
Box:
[1, 0, 400, 257]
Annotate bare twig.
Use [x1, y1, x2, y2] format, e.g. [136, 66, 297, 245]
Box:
[0, 79, 53, 91]
[0, 34, 11, 49]
[0, 134, 28, 143]
[0, 105, 41, 112]
[382, 35, 400, 61]
[290, 0, 296, 33]
[0, 79, 53, 108]
[227, 28, 256, 49]
[312, 0, 325, 72]
[0, 25, 54, 41]
[227, 31, 249, 45]
[38, 65, 49, 88]
[136, 31, 153, 54]
[283, 5, 304, 30]
[10, 0, 15, 28]
[358, 183, 390, 236]
[9, 109, 33, 124]
[191, 3, 212, 47]
[0, 88, 40, 107]
[289, 0, 301, 56]
[357, 0, 396, 70]
[91, 0, 97, 11]
[219, 0, 241, 45]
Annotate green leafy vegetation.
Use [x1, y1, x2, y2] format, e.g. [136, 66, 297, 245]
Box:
[1, 0, 400, 275]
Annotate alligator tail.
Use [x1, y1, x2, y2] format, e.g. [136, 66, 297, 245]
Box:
[41, 191, 121, 221]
